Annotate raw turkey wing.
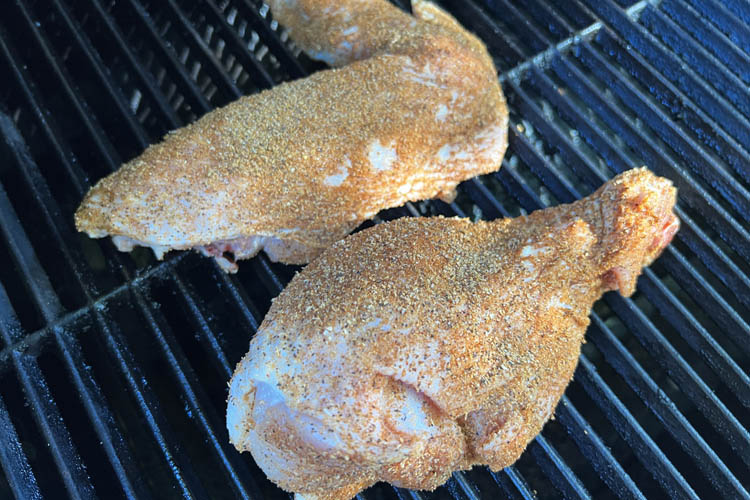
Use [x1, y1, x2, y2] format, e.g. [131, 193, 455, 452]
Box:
[74, 0, 507, 271]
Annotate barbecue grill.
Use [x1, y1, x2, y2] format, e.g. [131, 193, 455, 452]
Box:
[0, 0, 748, 498]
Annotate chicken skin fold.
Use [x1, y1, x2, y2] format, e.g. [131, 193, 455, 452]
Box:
[227, 168, 679, 500]
[74, 0, 507, 271]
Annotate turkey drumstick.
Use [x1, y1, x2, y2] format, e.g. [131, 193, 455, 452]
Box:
[227, 168, 679, 500]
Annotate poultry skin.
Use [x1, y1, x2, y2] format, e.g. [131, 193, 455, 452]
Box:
[226, 168, 679, 499]
[74, 0, 507, 271]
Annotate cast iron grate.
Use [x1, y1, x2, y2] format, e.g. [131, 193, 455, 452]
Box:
[0, 0, 748, 498]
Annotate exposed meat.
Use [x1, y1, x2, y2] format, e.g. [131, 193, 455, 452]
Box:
[74, 0, 507, 271]
[226, 168, 679, 499]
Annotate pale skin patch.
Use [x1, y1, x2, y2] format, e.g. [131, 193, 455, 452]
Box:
[435, 103, 448, 122]
[324, 158, 351, 186]
[367, 139, 398, 172]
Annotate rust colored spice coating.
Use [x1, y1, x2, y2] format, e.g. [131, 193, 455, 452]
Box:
[226, 168, 680, 500]
[74, 0, 508, 271]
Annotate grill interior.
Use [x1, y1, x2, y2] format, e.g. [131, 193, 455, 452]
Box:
[1, 0, 749, 498]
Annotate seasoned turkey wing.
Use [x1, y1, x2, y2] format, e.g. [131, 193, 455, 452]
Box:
[226, 168, 679, 500]
[74, 0, 507, 271]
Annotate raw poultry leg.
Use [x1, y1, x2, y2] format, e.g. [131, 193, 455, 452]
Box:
[226, 168, 679, 499]
[74, 0, 507, 271]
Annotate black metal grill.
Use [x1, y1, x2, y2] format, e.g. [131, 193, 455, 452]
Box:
[0, 0, 748, 498]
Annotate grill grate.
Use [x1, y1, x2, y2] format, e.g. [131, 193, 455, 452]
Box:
[0, 0, 749, 498]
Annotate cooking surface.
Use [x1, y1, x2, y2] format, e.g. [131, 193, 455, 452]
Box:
[0, 0, 749, 499]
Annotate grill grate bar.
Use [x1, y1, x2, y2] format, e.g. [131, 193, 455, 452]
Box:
[215, 272, 262, 332]
[673, 219, 750, 310]
[638, 268, 750, 411]
[639, 7, 750, 116]
[556, 395, 646, 500]
[392, 488, 417, 500]
[117, 0, 213, 114]
[0, 206, 94, 500]
[10, 352, 96, 500]
[233, 0, 307, 77]
[4, 25, 210, 490]
[682, 0, 750, 55]
[497, 0, 650, 83]
[39, 0, 153, 151]
[7, 1, 123, 182]
[549, 0, 597, 28]
[131, 289, 261, 498]
[528, 436, 591, 499]
[604, 292, 750, 472]
[0, 391, 42, 500]
[192, 0, 283, 86]
[451, 471, 481, 500]
[460, 0, 528, 68]
[589, 313, 749, 499]
[661, 0, 750, 86]
[656, 249, 750, 357]
[720, 1, 750, 27]
[251, 254, 287, 295]
[512, 0, 575, 39]
[159, 0, 247, 99]
[0, 176, 63, 325]
[463, 177, 514, 219]
[705, 2, 750, 43]
[482, 0, 552, 54]
[0, 27, 87, 196]
[580, 0, 750, 149]
[0, 256, 183, 369]
[64, 0, 182, 129]
[493, 466, 537, 500]
[0, 282, 94, 499]
[0, 15, 116, 294]
[50, 322, 156, 500]
[91, 310, 209, 499]
[172, 273, 234, 378]
[575, 356, 699, 499]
